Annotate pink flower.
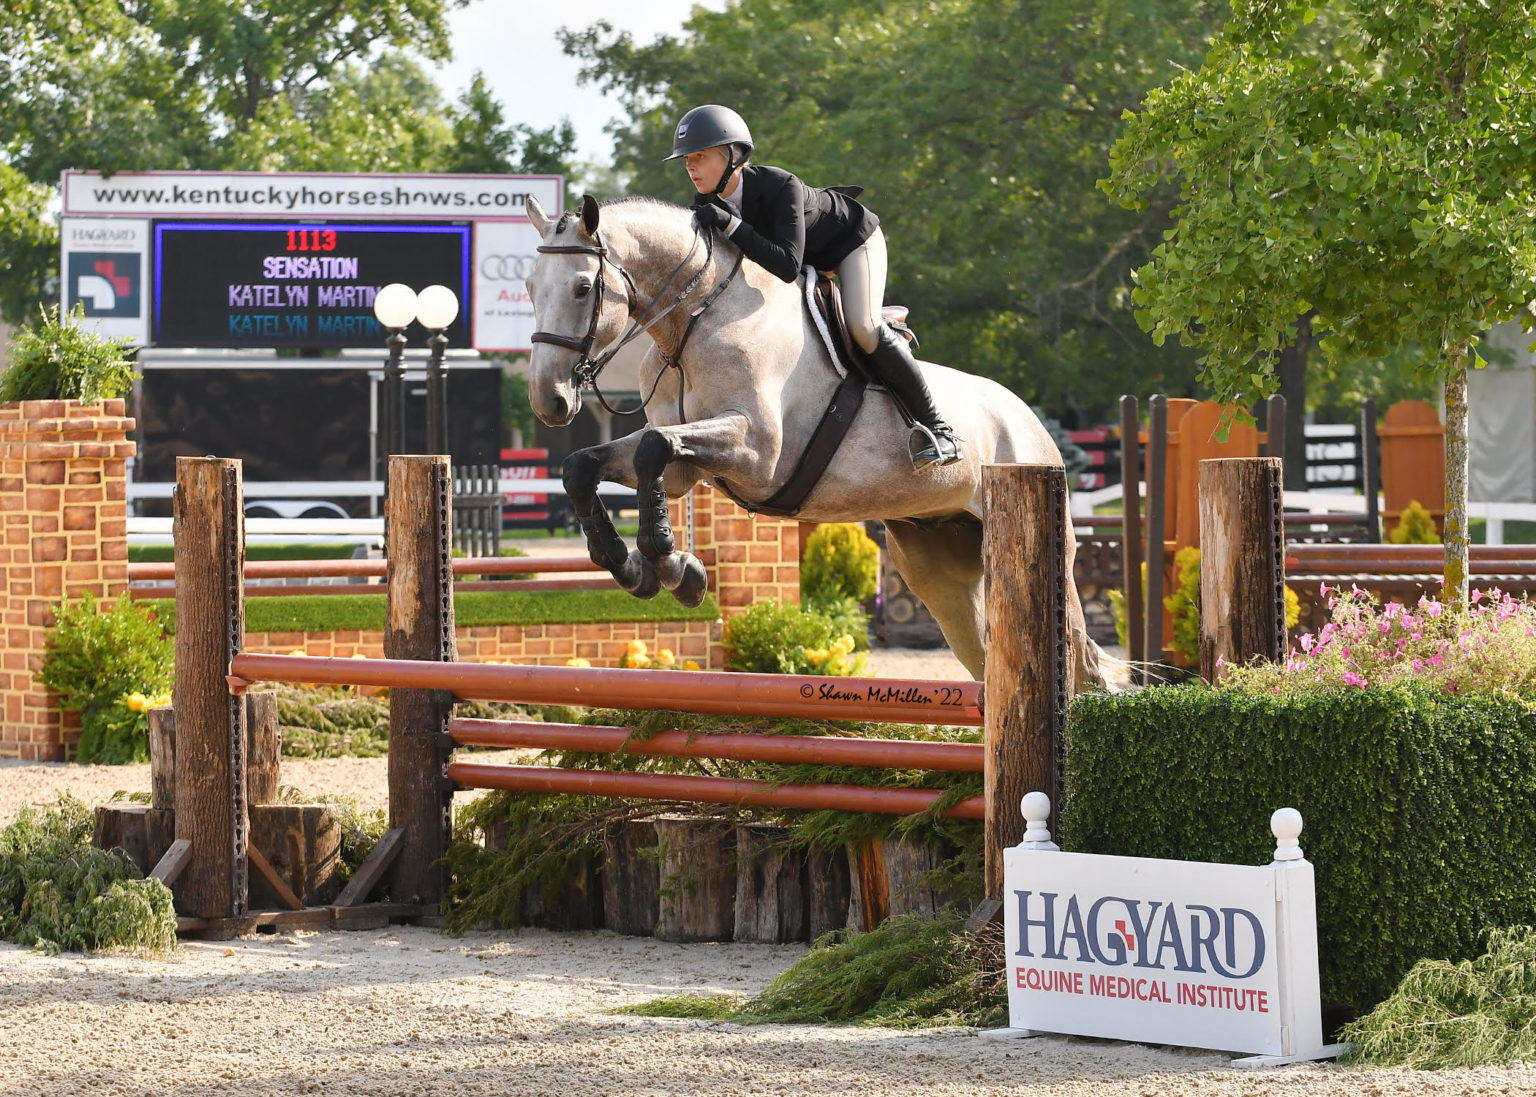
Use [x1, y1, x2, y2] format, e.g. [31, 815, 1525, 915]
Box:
[1299, 633, 1315, 653]
[1342, 671, 1367, 688]
[1420, 598, 1444, 619]
[1472, 589, 1487, 604]
[1401, 615, 1416, 629]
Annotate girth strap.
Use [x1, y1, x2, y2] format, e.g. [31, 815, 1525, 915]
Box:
[713, 370, 868, 519]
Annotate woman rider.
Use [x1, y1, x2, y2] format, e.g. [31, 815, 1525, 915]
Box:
[666, 104, 962, 471]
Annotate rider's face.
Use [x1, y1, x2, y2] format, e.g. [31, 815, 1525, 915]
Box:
[684, 147, 734, 194]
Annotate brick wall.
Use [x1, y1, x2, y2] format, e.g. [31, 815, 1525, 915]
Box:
[0, 399, 134, 760]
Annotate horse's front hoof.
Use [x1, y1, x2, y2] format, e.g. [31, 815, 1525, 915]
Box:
[653, 552, 686, 590]
[617, 550, 661, 599]
[672, 555, 709, 607]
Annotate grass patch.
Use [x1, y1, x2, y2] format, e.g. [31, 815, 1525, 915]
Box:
[130, 542, 366, 563]
[1470, 518, 1536, 545]
[611, 913, 1005, 1029]
[140, 589, 720, 634]
[613, 994, 743, 1019]
[1340, 926, 1536, 1069]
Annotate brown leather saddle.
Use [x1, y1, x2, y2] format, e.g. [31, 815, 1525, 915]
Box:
[711, 274, 919, 518]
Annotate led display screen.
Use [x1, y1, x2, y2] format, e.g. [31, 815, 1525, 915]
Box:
[152, 221, 471, 348]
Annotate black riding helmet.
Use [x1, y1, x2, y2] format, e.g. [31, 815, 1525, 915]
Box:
[664, 104, 754, 161]
[665, 105, 754, 197]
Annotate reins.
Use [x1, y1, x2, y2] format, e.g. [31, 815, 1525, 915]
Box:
[531, 222, 740, 416]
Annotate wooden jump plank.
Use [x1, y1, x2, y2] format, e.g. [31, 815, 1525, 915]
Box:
[149, 838, 192, 887]
[333, 828, 405, 908]
[247, 843, 304, 911]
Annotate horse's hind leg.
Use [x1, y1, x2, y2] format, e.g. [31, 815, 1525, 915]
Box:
[883, 518, 986, 680]
[562, 444, 659, 599]
[633, 428, 708, 606]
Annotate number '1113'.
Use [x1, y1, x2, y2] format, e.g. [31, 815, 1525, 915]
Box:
[286, 230, 337, 252]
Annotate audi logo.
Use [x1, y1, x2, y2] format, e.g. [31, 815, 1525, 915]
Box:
[480, 254, 538, 280]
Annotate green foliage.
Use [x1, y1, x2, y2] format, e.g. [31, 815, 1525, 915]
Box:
[0, 795, 176, 954]
[1165, 546, 1202, 663]
[801, 594, 872, 654]
[801, 523, 879, 604]
[1340, 926, 1536, 1069]
[1066, 684, 1536, 1011]
[565, 0, 1214, 419]
[36, 592, 172, 764]
[1387, 501, 1440, 545]
[273, 685, 391, 759]
[128, 542, 367, 563]
[0, 303, 138, 403]
[721, 600, 867, 676]
[141, 589, 720, 635]
[626, 912, 1006, 1029]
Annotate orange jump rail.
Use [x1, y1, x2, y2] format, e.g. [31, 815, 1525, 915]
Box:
[443, 763, 985, 819]
[129, 555, 604, 581]
[449, 718, 984, 771]
[227, 654, 984, 726]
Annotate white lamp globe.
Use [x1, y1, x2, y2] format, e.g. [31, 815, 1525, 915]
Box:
[415, 284, 460, 330]
[373, 283, 418, 329]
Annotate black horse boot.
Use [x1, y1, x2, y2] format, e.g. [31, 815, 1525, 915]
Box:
[865, 325, 962, 470]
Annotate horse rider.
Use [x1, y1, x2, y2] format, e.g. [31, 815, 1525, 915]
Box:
[667, 104, 963, 471]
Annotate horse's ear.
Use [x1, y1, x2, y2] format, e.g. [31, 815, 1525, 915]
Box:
[580, 194, 600, 236]
[525, 195, 550, 236]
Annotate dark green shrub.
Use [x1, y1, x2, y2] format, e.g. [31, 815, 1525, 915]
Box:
[1066, 684, 1536, 1012]
[721, 599, 867, 675]
[801, 592, 872, 652]
[1387, 499, 1440, 544]
[801, 523, 878, 603]
[36, 592, 173, 764]
[0, 303, 138, 402]
[0, 795, 175, 953]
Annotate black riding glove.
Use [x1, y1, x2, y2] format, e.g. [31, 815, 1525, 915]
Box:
[692, 204, 732, 234]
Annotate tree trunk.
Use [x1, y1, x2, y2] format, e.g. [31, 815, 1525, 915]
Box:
[1442, 347, 1470, 606]
[1277, 313, 1314, 491]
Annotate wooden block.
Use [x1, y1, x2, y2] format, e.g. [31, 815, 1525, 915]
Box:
[805, 845, 852, 940]
[602, 818, 660, 937]
[94, 805, 176, 876]
[846, 838, 891, 932]
[150, 838, 193, 887]
[884, 836, 954, 919]
[148, 708, 175, 811]
[523, 856, 604, 931]
[733, 824, 808, 944]
[654, 817, 736, 943]
[248, 804, 341, 910]
[245, 692, 281, 806]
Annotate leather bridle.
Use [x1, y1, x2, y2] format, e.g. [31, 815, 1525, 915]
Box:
[530, 225, 738, 413]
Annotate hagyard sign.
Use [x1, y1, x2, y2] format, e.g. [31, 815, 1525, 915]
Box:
[1003, 805, 1327, 1061]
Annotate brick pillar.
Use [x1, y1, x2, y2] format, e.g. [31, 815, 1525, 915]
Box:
[0, 399, 135, 760]
[670, 482, 801, 667]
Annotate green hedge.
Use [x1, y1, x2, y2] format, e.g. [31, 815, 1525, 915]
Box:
[1066, 685, 1536, 1012]
[140, 589, 719, 634]
[129, 542, 365, 563]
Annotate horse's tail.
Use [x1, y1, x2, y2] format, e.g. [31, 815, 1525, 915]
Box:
[1078, 636, 1136, 693]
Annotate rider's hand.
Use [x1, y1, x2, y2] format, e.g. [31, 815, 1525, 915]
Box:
[692, 204, 732, 234]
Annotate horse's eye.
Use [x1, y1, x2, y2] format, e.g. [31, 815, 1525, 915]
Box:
[574, 279, 592, 299]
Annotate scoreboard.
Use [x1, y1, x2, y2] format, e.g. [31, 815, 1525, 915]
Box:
[152, 221, 472, 348]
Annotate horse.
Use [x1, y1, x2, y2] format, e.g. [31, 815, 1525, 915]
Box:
[522, 194, 1123, 690]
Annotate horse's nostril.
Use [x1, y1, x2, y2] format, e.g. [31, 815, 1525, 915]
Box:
[552, 394, 570, 421]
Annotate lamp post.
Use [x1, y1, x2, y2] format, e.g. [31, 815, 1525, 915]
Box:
[415, 284, 460, 457]
[373, 283, 419, 472]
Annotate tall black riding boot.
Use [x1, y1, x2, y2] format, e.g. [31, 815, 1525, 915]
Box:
[866, 325, 962, 470]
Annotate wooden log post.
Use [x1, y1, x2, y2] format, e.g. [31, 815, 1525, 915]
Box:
[171, 456, 248, 919]
[1198, 457, 1286, 684]
[982, 463, 1070, 899]
[602, 819, 661, 936]
[146, 692, 279, 811]
[385, 454, 457, 906]
[654, 817, 736, 942]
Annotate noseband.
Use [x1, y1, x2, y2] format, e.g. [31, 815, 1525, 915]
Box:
[530, 224, 740, 410]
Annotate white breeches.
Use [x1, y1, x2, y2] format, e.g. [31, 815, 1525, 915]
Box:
[835, 227, 888, 354]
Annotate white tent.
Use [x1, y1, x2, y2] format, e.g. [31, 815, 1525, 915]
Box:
[1469, 321, 1536, 503]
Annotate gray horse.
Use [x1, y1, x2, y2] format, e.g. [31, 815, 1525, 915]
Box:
[523, 194, 1120, 689]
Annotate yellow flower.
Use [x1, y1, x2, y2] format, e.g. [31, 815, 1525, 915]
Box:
[654, 648, 676, 668]
[124, 692, 148, 713]
[148, 692, 172, 709]
[831, 635, 855, 657]
[566, 657, 591, 668]
[288, 648, 307, 657]
[683, 660, 701, 671]
[625, 639, 649, 659]
[803, 648, 828, 667]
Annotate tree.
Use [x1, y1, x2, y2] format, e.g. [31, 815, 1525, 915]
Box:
[562, 0, 1220, 421]
[1103, 1, 1536, 602]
